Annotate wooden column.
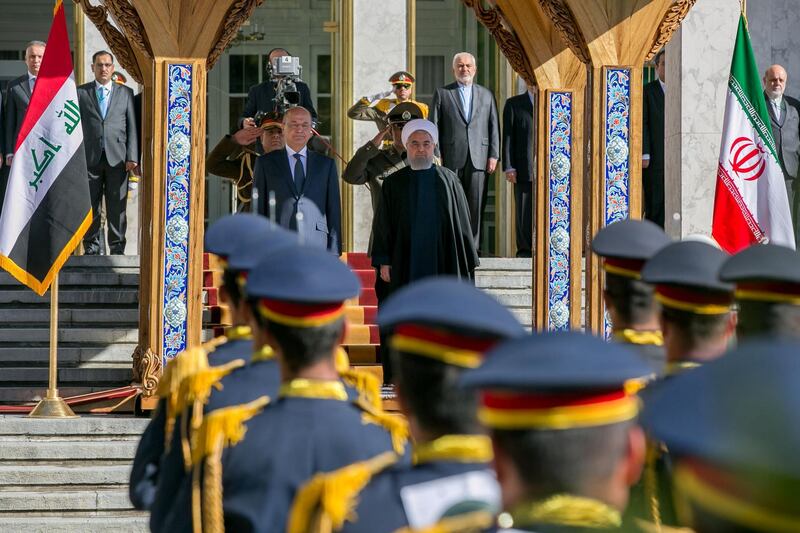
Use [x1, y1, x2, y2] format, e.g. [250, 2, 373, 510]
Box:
[560, 0, 693, 334]
[77, 0, 263, 396]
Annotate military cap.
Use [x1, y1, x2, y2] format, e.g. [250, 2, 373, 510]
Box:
[389, 71, 415, 85]
[461, 332, 654, 430]
[246, 245, 360, 327]
[719, 243, 800, 305]
[259, 111, 283, 130]
[387, 101, 424, 125]
[591, 219, 672, 279]
[111, 71, 127, 85]
[641, 241, 734, 314]
[204, 213, 273, 262]
[226, 223, 297, 273]
[640, 338, 800, 529]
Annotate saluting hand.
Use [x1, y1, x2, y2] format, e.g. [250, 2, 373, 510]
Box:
[371, 126, 391, 148]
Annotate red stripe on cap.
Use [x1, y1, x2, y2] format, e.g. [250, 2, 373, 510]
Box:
[737, 281, 800, 297]
[482, 390, 627, 410]
[393, 324, 498, 352]
[260, 298, 344, 319]
[656, 285, 733, 306]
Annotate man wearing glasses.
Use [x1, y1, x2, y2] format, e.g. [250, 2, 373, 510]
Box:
[253, 106, 341, 254]
[348, 71, 429, 135]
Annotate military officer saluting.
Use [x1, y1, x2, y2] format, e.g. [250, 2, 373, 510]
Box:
[591, 219, 672, 372]
[131, 213, 282, 514]
[718, 242, 800, 340]
[179, 244, 405, 533]
[348, 71, 429, 134]
[641, 338, 800, 531]
[288, 278, 526, 532]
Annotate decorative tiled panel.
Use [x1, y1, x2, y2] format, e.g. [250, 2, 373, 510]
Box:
[603, 67, 631, 337]
[162, 64, 193, 363]
[548, 92, 572, 331]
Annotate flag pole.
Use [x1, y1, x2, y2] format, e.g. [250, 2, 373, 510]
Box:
[29, 273, 77, 418]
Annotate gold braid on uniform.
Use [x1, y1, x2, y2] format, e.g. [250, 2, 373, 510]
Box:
[391, 510, 496, 533]
[178, 359, 247, 470]
[335, 347, 382, 410]
[189, 397, 270, 533]
[664, 361, 701, 376]
[355, 396, 409, 455]
[233, 148, 257, 207]
[225, 325, 252, 341]
[613, 329, 664, 346]
[287, 451, 398, 533]
[644, 440, 664, 532]
[412, 435, 493, 465]
[508, 495, 622, 529]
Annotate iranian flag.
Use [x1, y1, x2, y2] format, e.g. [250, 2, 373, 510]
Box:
[0, 0, 91, 295]
[712, 15, 795, 252]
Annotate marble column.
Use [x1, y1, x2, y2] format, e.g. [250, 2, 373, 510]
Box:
[351, 0, 407, 252]
[664, 0, 739, 238]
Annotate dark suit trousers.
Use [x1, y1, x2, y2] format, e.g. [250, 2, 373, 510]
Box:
[84, 154, 128, 255]
[643, 167, 665, 228]
[456, 156, 487, 249]
[0, 167, 8, 218]
[787, 179, 800, 246]
[515, 181, 533, 257]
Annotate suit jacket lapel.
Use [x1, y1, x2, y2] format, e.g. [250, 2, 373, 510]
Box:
[278, 149, 299, 198]
[448, 85, 468, 124]
[88, 84, 102, 118]
[21, 78, 32, 102]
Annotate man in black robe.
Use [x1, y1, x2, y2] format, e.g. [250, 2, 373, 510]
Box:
[372, 119, 478, 297]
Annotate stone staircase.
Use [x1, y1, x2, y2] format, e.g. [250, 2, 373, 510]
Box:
[0, 416, 149, 532]
[0, 256, 139, 405]
[475, 258, 533, 330]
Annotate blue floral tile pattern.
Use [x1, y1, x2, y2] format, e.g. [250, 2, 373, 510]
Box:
[548, 92, 572, 331]
[162, 64, 192, 363]
[604, 68, 631, 337]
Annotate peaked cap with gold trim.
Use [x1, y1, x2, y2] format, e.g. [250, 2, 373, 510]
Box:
[641, 240, 734, 315]
[719, 243, 800, 306]
[591, 219, 672, 280]
[461, 331, 654, 431]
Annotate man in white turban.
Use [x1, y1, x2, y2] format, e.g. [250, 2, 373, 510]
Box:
[371, 119, 478, 297]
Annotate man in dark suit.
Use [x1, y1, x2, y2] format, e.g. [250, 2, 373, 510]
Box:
[253, 106, 341, 254]
[239, 47, 317, 130]
[77, 50, 138, 255]
[5, 41, 45, 169]
[502, 85, 536, 258]
[642, 50, 666, 228]
[430, 52, 500, 250]
[763, 64, 800, 245]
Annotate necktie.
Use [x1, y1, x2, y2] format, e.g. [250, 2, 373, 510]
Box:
[98, 86, 108, 119]
[293, 153, 305, 192]
[29, 77, 36, 92]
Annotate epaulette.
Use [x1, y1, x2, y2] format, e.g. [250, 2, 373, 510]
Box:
[189, 396, 270, 533]
[355, 396, 409, 455]
[287, 451, 397, 533]
[202, 334, 229, 352]
[335, 347, 382, 410]
[392, 510, 496, 533]
[156, 346, 210, 448]
[374, 98, 395, 115]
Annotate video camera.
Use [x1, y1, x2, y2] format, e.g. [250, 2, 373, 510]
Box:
[267, 55, 304, 115]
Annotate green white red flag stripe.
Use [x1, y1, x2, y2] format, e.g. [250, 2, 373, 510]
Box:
[0, 0, 91, 295]
[712, 15, 795, 252]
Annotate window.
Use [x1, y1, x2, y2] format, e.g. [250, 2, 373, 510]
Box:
[315, 54, 332, 136]
[228, 54, 261, 131]
[415, 55, 445, 106]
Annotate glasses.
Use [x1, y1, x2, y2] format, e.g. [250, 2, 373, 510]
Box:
[285, 123, 311, 131]
[94, 63, 113, 68]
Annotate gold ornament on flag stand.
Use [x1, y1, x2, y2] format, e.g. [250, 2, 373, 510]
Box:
[29, 274, 78, 418]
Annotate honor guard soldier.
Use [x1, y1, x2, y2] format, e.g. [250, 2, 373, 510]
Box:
[718, 243, 800, 340]
[287, 278, 526, 533]
[627, 240, 736, 528]
[348, 71, 429, 134]
[131, 213, 281, 513]
[184, 244, 405, 533]
[591, 219, 672, 372]
[460, 332, 653, 532]
[146, 214, 296, 532]
[640, 338, 800, 531]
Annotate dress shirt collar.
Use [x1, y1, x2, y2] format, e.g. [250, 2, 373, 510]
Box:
[770, 95, 783, 108]
[95, 80, 113, 92]
[527, 90, 535, 105]
[658, 79, 666, 93]
[286, 144, 308, 159]
[457, 81, 473, 90]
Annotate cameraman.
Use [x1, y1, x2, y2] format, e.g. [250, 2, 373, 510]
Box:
[239, 47, 317, 129]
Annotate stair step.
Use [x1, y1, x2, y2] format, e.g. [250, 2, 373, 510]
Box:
[0, 309, 139, 326]
[63, 256, 140, 268]
[0, 415, 148, 436]
[345, 344, 378, 364]
[476, 258, 532, 270]
[0, 328, 138, 344]
[0, 272, 139, 287]
[342, 252, 371, 269]
[0, 439, 138, 460]
[0, 514, 147, 533]
[0, 290, 138, 305]
[0, 366, 132, 384]
[0, 489, 134, 512]
[0, 345, 136, 366]
[488, 289, 533, 307]
[0, 387, 136, 404]
[0, 464, 132, 486]
[342, 324, 379, 345]
[475, 273, 532, 289]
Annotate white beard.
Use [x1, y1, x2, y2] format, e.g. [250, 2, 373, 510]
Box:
[409, 156, 434, 170]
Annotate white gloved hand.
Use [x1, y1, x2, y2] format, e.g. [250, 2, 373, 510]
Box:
[365, 90, 392, 103]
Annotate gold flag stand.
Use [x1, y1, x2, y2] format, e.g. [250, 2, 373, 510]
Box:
[29, 274, 78, 418]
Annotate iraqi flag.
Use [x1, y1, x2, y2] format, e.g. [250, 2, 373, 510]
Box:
[0, 0, 92, 295]
[712, 15, 795, 253]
